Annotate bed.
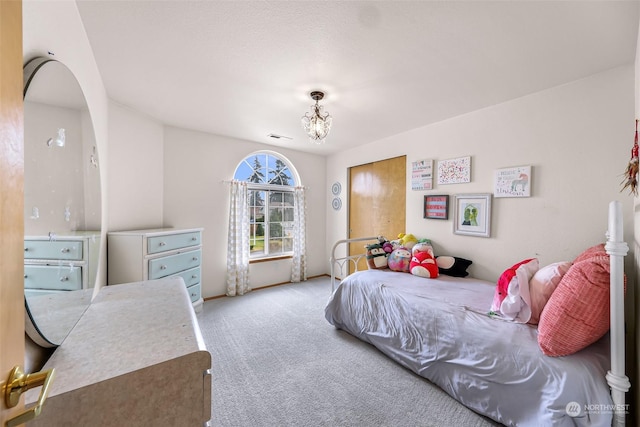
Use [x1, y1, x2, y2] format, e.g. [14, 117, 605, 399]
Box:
[325, 201, 630, 426]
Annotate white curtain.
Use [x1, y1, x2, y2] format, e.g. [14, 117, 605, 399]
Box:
[291, 186, 307, 282]
[226, 180, 251, 296]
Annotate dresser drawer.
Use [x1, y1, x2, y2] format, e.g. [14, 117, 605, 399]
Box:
[186, 283, 201, 303]
[24, 240, 83, 261]
[148, 250, 201, 279]
[24, 265, 83, 291]
[169, 266, 201, 288]
[147, 232, 201, 255]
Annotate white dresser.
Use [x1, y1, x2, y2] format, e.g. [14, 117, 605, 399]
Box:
[107, 228, 204, 311]
[24, 232, 101, 296]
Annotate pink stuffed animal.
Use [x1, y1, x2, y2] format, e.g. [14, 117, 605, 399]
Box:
[388, 247, 412, 272]
[410, 251, 439, 278]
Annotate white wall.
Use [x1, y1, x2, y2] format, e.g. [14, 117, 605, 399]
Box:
[23, 0, 109, 288]
[327, 65, 635, 283]
[107, 101, 164, 230]
[163, 126, 327, 298]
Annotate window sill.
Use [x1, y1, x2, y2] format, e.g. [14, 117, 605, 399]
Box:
[249, 255, 293, 264]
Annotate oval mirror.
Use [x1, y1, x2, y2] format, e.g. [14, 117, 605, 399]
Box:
[23, 57, 101, 347]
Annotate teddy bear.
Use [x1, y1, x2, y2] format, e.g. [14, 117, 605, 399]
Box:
[410, 251, 439, 278]
[387, 247, 412, 272]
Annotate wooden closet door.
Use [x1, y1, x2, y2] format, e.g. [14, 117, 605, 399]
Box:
[348, 156, 406, 272]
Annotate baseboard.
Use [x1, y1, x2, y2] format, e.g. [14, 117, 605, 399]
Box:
[203, 274, 330, 301]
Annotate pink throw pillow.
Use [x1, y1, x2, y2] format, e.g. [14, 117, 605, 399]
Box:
[527, 262, 571, 325]
[537, 255, 610, 356]
[573, 243, 606, 264]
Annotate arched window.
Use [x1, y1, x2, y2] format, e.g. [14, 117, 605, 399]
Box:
[233, 151, 300, 259]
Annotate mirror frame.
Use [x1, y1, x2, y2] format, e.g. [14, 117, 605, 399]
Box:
[23, 56, 100, 348]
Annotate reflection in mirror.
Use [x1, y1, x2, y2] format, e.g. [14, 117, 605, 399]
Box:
[23, 57, 101, 347]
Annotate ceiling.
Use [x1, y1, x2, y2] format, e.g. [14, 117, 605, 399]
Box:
[75, 1, 639, 156]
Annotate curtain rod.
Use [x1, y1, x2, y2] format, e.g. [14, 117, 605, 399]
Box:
[221, 180, 308, 189]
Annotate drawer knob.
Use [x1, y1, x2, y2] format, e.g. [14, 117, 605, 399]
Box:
[61, 248, 70, 253]
[160, 265, 167, 270]
[24, 248, 29, 252]
[59, 276, 69, 282]
[191, 237, 197, 241]
[192, 257, 198, 261]
[159, 242, 166, 246]
[192, 275, 197, 279]
[24, 275, 28, 279]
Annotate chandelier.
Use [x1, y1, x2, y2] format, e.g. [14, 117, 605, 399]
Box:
[301, 91, 332, 144]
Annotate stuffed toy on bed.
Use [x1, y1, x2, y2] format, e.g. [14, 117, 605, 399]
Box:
[365, 243, 388, 269]
[376, 236, 394, 254]
[490, 258, 539, 323]
[435, 256, 473, 277]
[388, 247, 412, 272]
[410, 251, 439, 278]
[397, 233, 418, 250]
[412, 240, 434, 257]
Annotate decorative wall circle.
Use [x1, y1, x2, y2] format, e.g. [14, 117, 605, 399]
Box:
[331, 182, 341, 196]
[332, 197, 342, 211]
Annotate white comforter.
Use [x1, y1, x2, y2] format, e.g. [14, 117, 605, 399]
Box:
[324, 270, 613, 426]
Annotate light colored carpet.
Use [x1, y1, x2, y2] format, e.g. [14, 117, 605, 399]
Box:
[198, 276, 501, 427]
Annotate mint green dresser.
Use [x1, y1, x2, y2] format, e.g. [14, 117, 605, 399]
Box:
[107, 228, 204, 312]
[24, 232, 101, 296]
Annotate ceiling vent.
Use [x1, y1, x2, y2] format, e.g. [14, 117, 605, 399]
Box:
[267, 134, 292, 140]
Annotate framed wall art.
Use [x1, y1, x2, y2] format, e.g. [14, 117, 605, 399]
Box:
[424, 195, 449, 219]
[411, 159, 433, 190]
[494, 165, 531, 198]
[437, 156, 471, 185]
[453, 193, 492, 237]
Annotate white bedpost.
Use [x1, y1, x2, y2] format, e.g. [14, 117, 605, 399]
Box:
[604, 201, 631, 426]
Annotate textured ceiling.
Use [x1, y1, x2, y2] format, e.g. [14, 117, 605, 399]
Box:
[75, 1, 639, 156]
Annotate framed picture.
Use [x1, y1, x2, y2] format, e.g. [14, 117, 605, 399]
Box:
[453, 194, 492, 237]
[494, 165, 531, 198]
[424, 195, 449, 219]
[411, 159, 433, 190]
[437, 156, 471, 185]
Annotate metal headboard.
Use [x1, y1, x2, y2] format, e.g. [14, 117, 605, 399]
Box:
[329, 236, 379, 292]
